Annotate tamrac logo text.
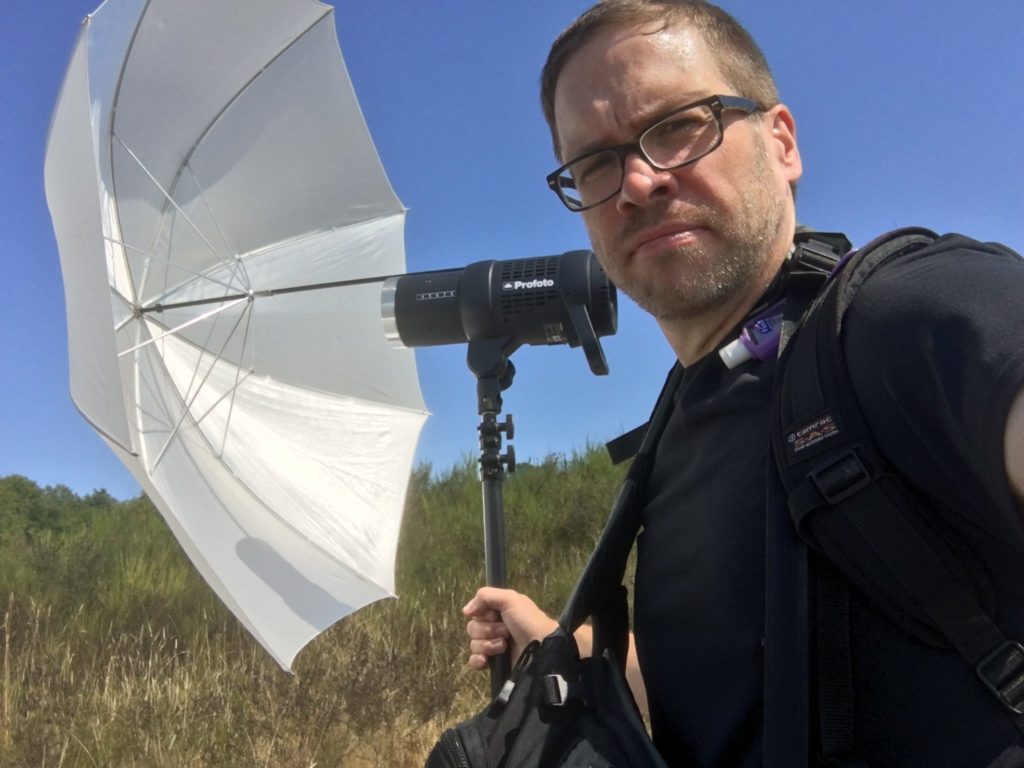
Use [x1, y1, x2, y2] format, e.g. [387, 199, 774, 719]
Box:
[503, 279, 555, 290]
[787, 413, 840, 453]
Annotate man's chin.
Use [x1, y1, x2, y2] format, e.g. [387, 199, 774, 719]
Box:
[626, 280, 730, 322]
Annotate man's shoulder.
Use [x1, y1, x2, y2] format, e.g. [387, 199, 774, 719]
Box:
[835, 229, 1024, 518]
[839, 229, 1024, 380]
[843, 231, 1023, 330]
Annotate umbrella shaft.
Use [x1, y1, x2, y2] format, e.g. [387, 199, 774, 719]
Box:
[138, 274, 389, 314]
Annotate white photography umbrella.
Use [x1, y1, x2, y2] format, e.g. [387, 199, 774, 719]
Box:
[44, 0, 428, 670]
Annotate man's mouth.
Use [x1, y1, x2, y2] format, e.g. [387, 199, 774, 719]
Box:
[629, 223, 706, 260]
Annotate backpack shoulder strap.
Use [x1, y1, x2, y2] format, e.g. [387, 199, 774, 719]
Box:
[558, 363, 684, 660]
[770, 227, 1024, 755]
[763, 230, 851, 768]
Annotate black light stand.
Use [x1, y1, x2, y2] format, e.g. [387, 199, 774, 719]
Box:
[467, 338, 518, 699]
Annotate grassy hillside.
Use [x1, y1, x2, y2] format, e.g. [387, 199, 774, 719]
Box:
[0, 447, 627, 766]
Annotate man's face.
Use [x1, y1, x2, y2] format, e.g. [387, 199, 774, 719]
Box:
[552, 24, 801, 323]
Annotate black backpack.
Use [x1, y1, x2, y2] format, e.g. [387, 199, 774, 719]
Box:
[764, 228, 1024, 767]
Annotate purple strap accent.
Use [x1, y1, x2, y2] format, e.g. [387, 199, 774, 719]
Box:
[830, 249, 858, 277]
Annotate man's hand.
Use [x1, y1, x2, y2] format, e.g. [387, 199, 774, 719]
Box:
[463, 587, 558, 670]
[463, 586, 649, 716]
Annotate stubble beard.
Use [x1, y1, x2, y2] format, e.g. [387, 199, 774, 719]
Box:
[603, 145, 787, 323]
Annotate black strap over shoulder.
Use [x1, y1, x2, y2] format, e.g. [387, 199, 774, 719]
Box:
[769, 227, 1024, 761]
[763, 230, 851, 768]
[560, 364, 684, 661]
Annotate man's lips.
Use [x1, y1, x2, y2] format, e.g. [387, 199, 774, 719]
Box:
[628, 223, 705, 259]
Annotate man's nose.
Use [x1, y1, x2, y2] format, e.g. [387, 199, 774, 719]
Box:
[616, 152, 679, 212]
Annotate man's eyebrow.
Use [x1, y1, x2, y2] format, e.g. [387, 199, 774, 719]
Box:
[562, 92, 713, 162]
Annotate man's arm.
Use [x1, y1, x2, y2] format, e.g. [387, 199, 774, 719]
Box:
[463, 587, 648, 716]
[1007, 386, 1024, 503]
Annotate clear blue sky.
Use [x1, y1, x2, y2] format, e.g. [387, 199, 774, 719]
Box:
[3, 1, 1023, 501]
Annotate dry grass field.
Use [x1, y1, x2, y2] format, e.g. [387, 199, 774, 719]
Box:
[0, 449, 624, 766]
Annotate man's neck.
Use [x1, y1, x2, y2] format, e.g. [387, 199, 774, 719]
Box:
[658, 237, 791, 367]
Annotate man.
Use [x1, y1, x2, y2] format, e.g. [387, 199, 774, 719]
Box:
[463, 1, 1024, 765]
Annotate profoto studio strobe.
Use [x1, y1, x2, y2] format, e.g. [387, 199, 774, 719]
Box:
[382, 250, 617, 697]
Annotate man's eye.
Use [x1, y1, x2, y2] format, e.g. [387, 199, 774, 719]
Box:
[650, 116, 703, 142]
[574, 152, 617, 186]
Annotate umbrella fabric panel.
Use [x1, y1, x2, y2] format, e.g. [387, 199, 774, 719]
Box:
[245, 278, 425, 411]
[180, 14, 403, 261]
[45, 27, 133, 451]
[122, 331, 400, 668]
[102, 0, 402, 309]
[100, 0, 335, 293]
[103, 431, 393, 672]
[143, 329, 425, 592]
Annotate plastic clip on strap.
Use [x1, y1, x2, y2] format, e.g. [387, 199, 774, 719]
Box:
[543, 673, 589, 709]
[976, 641, 1024, 716]
[796, 237, 850, 274]
[791, 231, 854, 275]
[809, 450, 872, 506]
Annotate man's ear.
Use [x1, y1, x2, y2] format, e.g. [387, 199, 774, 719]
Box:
[764, 104, 802, 184]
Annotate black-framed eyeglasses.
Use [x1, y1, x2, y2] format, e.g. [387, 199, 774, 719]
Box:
[546, 94, 759, 212]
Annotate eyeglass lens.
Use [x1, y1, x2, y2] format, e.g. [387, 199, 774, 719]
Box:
[559, 103, 721, 210]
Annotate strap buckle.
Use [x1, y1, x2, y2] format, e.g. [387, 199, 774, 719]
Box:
[544, 674, 570, 706]
[809, 450, 872, 506]
[976, 640, 1024, 714]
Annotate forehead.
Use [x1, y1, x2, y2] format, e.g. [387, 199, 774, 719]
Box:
[553, 23, 730, 160]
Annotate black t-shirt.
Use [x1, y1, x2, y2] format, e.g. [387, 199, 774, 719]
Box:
[633, 234, 1024, 767]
